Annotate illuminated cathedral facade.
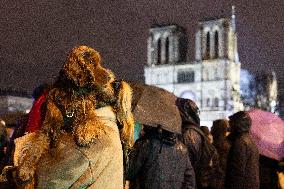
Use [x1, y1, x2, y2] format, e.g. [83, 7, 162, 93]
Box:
[144, 8, 244, 125]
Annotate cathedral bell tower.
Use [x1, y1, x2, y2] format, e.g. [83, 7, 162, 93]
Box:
[144, 7, 244, 125]
[194, 6, 243, 113]
[195, 6, 239, 63]
[147, 25, 187, 66]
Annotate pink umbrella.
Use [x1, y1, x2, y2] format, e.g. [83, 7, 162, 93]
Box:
[248, 108, 284, 160]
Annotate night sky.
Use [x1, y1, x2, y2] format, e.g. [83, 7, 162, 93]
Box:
[0, 0, 283, 97]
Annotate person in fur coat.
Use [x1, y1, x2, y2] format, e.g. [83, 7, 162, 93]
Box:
[3, 45, 135, 189]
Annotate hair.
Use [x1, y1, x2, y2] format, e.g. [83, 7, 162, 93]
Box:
[211, 119, 229, 138]
[200, 126, 210, 135]
[116, 81, 135, 147]
[229, 111, 252, 133]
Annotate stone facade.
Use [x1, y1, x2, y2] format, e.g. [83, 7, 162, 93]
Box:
[147, 25, 188, 66]
[145, 11, 244, 126]
[0, 95, 32, 116]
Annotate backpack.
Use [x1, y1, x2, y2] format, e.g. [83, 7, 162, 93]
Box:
[187, 126, 223, 189]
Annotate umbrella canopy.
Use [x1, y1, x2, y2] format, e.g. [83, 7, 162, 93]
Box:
[130, 82, 182, 134]
[248, 108, 284, 160]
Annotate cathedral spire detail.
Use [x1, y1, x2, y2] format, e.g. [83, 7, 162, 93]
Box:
[232, 5, 236, 33]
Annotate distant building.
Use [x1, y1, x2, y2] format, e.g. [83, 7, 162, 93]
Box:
[0, 89, 32, 116]
[144, 7, 278, 126]
[240, 70, 278, 113]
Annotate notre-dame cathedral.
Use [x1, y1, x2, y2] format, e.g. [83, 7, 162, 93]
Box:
[144, 8, 251, 125]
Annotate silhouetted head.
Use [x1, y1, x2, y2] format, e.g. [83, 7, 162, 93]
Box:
[211, 119, 229, 138]
[229, 111, 252, 133]
[32, 83, 49, 101]
[200, 126, 210, 136]
[176, 98, 200, 127]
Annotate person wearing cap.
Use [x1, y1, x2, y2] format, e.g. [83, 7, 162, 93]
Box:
[225, 111, 259, 189]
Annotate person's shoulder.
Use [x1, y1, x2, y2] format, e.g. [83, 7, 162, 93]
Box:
[175, 139, 189, 154]
[235, 133, 255, 148]
[186, 126, 204, 139]
[183, 125, 200, 133]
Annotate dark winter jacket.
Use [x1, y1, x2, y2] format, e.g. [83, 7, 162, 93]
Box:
[225, 132, 259, 189]
[176, 98, 202, 169]
[126, 132, 196, 189]
[211, 120, 231, 189]
[182, 125, 202, 170]
[0, 123, 7, 160]
[184, 125, 224, 189]
[4, 114, 29, 166]
[259, 155, 279, 189]
[176, 98, 219, 189]
[212, 136, 230, 188]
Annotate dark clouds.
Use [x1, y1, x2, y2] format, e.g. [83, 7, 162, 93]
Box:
[0, 0, 283, 95]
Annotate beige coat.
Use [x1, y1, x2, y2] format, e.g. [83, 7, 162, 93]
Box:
[14, 106, 123, 189]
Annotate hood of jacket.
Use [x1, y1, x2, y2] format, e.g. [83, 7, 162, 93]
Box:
[176, 98, 200, 127]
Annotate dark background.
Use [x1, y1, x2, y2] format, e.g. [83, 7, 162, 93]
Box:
[0, 0, 283, 110]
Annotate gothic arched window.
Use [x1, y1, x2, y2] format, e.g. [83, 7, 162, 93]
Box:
[214, 68, 219, 80]
[203, 69, 209, 81]
[214, 31, 219, 58]
[206, 32, 210, 59]
[156, 73, 161, 84]
[214, 97, 219, 107]
[148, 34, 154, 66]
[206, 98, 210, 107]
[165, 37, 170, 64]
[157, 38, 161, 64]
[177, 70, 195, 83]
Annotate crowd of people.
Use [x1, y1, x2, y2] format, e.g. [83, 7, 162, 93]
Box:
[125, 99, 279, 189]
[0, 45, 283, 189]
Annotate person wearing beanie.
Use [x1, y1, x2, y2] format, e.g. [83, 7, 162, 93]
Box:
[225, 111, 259, 189]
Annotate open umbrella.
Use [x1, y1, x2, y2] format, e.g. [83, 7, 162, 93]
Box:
[248, 108, 284, 160]
[130, 82, 182, 134]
